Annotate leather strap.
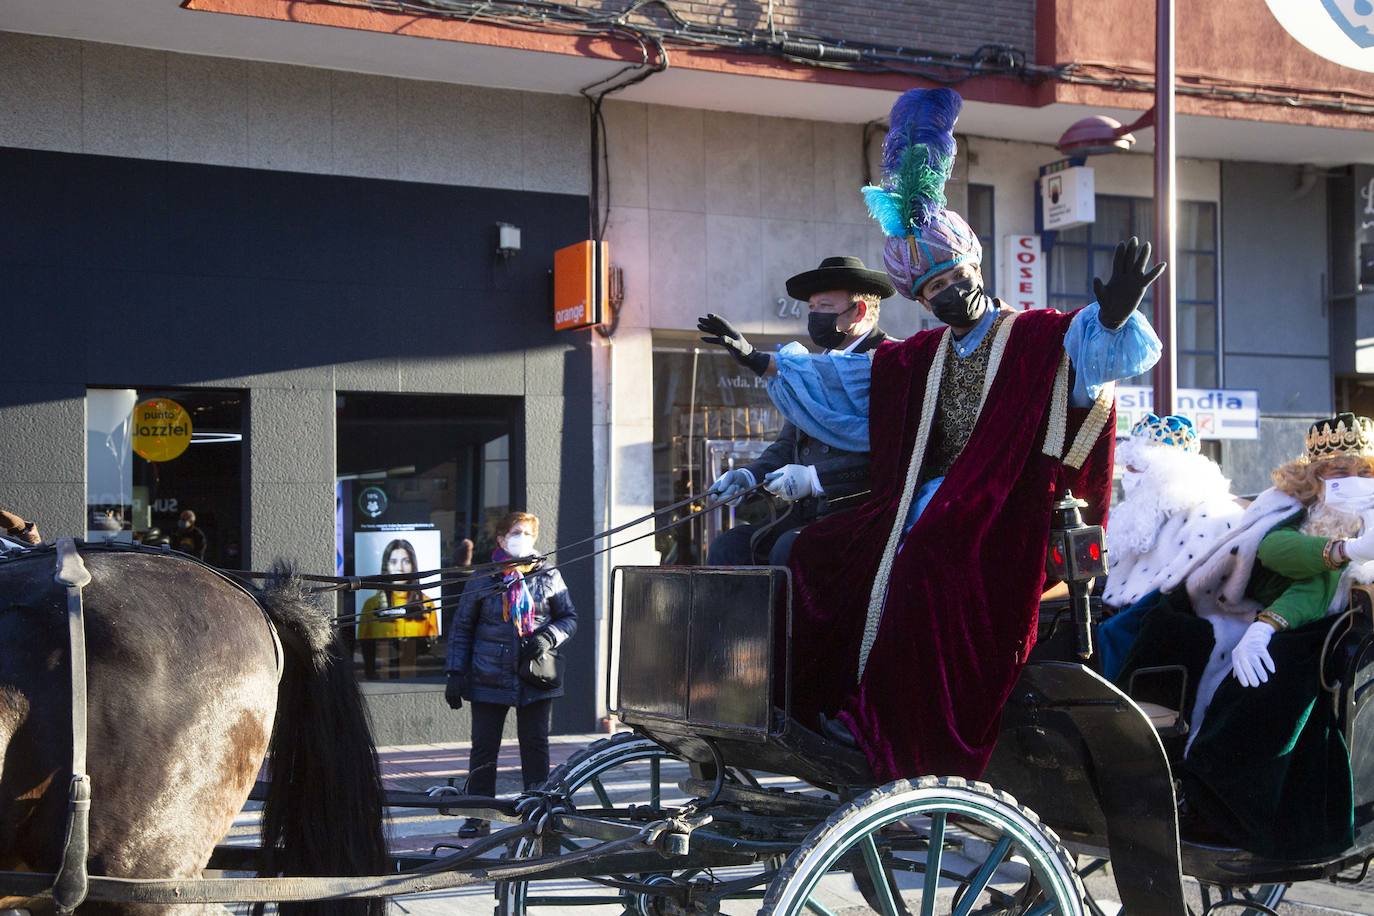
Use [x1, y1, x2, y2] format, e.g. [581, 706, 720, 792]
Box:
[51, 538, 92, 914]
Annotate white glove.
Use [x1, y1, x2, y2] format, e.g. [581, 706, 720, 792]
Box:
[764, 464, 824, 502]
[1343, 529, 1374, 564]
[1231, 620, 1277, 688]
[706, 468, 755, 504]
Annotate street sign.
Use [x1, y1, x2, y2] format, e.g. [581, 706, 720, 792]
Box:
[1115, 386, 1260, 440]
[1041, 164, 1095, 231]
[1002, 235, 1045, 310]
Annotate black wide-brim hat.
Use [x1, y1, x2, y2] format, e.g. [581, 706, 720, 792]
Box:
[785, 256, 897, 301]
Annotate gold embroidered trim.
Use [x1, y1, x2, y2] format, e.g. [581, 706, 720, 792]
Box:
[858, 329, 949, 681]
[1064, 381, 1115, 470]
[1042, 353, 1070, 460]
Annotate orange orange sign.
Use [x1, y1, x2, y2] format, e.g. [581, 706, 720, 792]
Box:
[553, 240, 607, 331]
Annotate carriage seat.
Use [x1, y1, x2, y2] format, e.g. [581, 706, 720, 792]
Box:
[1135, 701, 1182, 731]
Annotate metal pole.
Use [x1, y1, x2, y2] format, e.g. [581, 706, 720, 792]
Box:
[1152, 0, 1178, 415]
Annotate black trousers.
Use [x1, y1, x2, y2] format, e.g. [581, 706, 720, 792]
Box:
[706, 524, 802, 566]
[466, 698, 553, 798]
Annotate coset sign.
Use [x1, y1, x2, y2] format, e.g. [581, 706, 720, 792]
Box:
[1002, 235, 1045, 310]
[131, 398, 193, 462]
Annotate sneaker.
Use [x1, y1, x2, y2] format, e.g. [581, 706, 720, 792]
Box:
[458, 818, 490, 839]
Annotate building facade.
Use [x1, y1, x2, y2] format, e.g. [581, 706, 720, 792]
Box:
[2, 0, 1373, 739]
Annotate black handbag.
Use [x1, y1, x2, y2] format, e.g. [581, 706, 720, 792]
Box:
[518, 648, 561, 690]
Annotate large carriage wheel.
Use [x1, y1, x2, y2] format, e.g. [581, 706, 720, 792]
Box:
[760, 776, 1085, 916]
[495, 732, 768, 916]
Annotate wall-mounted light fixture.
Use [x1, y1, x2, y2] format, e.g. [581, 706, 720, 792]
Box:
[496, 222, 522, 258]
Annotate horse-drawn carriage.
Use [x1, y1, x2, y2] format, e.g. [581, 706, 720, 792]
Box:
[2, 499, 1374, 914]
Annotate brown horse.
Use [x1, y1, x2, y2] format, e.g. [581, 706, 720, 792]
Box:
[0, 545, 387, 914]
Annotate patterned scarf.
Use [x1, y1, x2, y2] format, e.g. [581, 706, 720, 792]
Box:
[493, 546, 539, 636]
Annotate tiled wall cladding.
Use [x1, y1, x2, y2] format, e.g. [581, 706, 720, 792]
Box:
[569, 1, 1036, 56]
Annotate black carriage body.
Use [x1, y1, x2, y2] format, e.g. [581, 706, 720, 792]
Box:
[611, 565, 1374, 912]
[612, 566, 871, 787]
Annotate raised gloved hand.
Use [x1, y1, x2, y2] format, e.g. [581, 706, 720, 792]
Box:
[1093, 237, 1167, 329]
[764, 464, 824, 502]
[698, 314, 771, 376]
[1231, 620, 1277, 688]
[444, 672, 465, 710]
[520, 628, 557, 661]
[706, 468, 756, 505]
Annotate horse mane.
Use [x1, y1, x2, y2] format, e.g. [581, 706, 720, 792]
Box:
[255, 562, 333, 670]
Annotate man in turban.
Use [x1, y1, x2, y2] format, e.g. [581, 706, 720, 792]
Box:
[699, 87, 1164, 781]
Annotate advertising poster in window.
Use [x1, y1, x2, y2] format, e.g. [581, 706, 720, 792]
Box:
[349, 481, 442, 642]
[353, 530, 442, 640]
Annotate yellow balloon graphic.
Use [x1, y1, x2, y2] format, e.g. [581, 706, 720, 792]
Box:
[131, 398, 193, 462]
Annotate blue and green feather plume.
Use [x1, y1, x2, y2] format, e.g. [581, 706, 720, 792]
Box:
[862, 88, 962, 238]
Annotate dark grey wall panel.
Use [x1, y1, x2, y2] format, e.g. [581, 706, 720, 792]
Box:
[0, 146, 599, 734]
[1220, 161, 1331, 417]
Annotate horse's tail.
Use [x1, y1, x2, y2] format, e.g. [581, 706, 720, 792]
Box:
[253, 563, 388, 916]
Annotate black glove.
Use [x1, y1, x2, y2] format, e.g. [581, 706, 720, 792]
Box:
[697, 314, 771, 377]
[444, 672, 464, 710]
[1093, 236, 1167, 329]
[520, 629, 557, 661]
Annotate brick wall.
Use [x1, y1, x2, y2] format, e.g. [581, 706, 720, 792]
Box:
[571, 1, 1035, 57]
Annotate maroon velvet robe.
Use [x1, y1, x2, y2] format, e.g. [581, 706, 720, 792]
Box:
[788, 308, 1115, 782]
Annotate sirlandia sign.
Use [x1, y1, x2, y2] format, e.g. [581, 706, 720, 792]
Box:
[131, 398, 193, 462]
[1115, 386, 1260, 441]
[1266, 0, 1374, 72]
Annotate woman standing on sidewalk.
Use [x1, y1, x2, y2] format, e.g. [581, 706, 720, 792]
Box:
[445, 511, 577, 837]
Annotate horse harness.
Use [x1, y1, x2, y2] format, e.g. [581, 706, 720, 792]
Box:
[0, 537, 286, 913]
[52, 537, 93, 914]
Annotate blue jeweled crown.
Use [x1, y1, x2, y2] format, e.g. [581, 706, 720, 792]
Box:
[1129, 413, 1200, 453]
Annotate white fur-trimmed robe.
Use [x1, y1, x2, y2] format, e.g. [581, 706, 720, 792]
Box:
[1103, 497, 1243, 609]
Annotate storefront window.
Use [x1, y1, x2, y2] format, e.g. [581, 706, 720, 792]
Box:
[1048, 195, 1220, 387]
[85, 387, 245, 565]
[969, 183, 995, 292]
[336, 392, 520, 682]
[652, 342, 787, 565]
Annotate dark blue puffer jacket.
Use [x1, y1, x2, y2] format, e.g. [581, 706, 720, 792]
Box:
[445, 566, 577, 706]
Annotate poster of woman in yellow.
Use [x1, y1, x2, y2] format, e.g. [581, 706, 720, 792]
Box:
[356, 535, 439, 678]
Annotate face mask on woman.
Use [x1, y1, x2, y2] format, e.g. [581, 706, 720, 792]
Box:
[504, 533, 536, 558]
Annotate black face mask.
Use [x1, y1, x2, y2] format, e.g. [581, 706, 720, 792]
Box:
[807, 303, 857, 350]
[925, 279, 989, 328]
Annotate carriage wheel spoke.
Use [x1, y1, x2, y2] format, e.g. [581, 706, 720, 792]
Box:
[952, 835, 1011, 916]
[1023, 899, 1057, 916]
[649, 757, 661, 810]
[920, 813, 947, 916]
[804, 899, 839, 916]
[860, 834, 902, 916]
[589, 776, 614, 809]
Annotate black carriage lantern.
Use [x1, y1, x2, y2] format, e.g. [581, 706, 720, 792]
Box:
[1046, 491, 1108, 660]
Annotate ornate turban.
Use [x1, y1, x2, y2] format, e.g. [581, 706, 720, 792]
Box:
[862, 88, 982, 300]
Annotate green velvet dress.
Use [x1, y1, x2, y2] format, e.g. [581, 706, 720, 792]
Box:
[1118, 519, 1355, 859]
